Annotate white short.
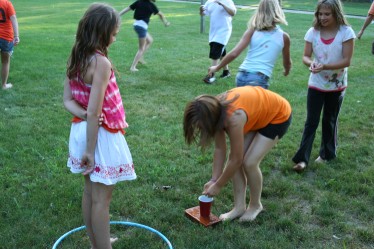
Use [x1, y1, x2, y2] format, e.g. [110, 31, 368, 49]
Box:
[67, 122, 137, 185]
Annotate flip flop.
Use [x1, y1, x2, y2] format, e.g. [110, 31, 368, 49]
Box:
[293, 162, 306, 173]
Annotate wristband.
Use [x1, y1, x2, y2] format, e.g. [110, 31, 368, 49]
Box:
[210, 178, 217, 182]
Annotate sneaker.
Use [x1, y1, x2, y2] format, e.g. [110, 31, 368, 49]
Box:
[315, 156, 326, 164]
[293, 162, 306, 173]
[203, 75, 216, 84]
[219, 70, 231, 79]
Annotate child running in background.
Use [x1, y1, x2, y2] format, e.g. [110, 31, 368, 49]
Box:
[63, 4, 136, 248]
[0, 0, 20, 90]
[292, 0, 355, 172]
[207, 0, 291, 89]
[200, 0, 237, 84]
[183, 86, 292, 221]
[119, 0, 170, 72]
[357, 1, 374, 40]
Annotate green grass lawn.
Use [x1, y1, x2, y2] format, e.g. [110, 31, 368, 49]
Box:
[0, 0, 373, 248]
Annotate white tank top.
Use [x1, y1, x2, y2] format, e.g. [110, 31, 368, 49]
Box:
[239, 26, 284, 77]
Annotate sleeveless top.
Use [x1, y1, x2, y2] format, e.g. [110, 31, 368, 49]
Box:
[69, 52, 128, 132]
[239, 26, 284, 77]
[226, 86, 291, 134]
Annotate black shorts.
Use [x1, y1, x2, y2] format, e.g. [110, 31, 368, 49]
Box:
[258, 114, 292, 140]
[209, 42, 226, 60]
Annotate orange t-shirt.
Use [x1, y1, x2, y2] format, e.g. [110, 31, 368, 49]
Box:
[226, 86, 292, 134]
[0, 0, 16, 41]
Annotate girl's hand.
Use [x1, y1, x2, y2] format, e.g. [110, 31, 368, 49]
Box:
[98, 113, 104, 126]
[203, 179, 215, 193]
[81, 153, 95, 175]
[164, 21, 170, 27]
[310, 61, 323, 74]
[208, 66, 218, 77]
[203, 183, 221, 197]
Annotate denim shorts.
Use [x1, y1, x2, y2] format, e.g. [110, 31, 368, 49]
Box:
[134, 25, 147, 39]
[0, 38, 14, 55]
[235, 70, 270, 89]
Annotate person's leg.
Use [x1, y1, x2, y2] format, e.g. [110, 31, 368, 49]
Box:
[220, 132, 256, 221]
[82, 175, 97, 248]
[130, 37, 147, 72]
[239, 133, 279, 222]
[139, 33, 154, 65]
[292, 88, 325, 166]
[319, 91, 344, 161]
[91, 182, 115, 249]
[1, 52, 12, 89]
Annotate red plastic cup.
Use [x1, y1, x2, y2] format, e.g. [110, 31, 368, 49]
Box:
[199, 195, 214, 218]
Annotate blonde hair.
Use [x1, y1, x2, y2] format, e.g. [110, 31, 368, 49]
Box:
[248, 0, 287, 30]
[313, 0, 349, 29]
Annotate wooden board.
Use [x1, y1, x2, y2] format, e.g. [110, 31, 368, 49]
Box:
[185, 206, 222, 227]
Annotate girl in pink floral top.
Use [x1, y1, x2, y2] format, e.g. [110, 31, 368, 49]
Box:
[63, 4, 136, 248]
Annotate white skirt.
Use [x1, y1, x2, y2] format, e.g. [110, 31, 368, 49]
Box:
[67, 122, 137, 185]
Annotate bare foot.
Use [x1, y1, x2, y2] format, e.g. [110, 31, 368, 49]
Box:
[239, 204, 263, 222]
[293, 162, 306, 173]
[130, 67, 139, 72]
[219, 208, 246, 221]
[2, 83, 12, 90]
[91, 238, 118, 249]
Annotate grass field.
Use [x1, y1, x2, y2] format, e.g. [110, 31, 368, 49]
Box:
[0, 0, 373, 248]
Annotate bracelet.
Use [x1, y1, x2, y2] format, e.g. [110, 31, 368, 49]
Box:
[210, 178, 217, 182]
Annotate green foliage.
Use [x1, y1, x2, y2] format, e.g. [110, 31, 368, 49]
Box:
[0, 0, 373, 248]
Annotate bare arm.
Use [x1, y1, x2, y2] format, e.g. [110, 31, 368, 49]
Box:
[216, 0, 236, 16]
[282, 32, 292, 76]
[208, 28, 254, 75]
[302, 41, 314, 68]
[203, 111, 246, 196]
[203, 130, 226, 192]
[10, 15, 19, 45]
[81, 57, 111, 175]
[157, 11, 170, 26]
[63, 77, 87, 120]
[119, 6, 131, 16]
[357, 14, 374, 39]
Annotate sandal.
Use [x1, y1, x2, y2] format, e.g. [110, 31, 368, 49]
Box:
[293, 162, 306, 172]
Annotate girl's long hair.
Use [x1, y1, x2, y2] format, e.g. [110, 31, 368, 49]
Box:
[66, 3, 119, 78]
[248, 0, 287, 30]
[183, 93, 237, 149]
[313, 0, 349, 29]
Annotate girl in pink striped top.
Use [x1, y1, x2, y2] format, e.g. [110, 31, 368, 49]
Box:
[63, 4, 136, 248]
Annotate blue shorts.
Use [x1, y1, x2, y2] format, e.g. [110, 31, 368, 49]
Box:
[134, 25, 147, 39]
[0, 38, 14, 55]
[236, 70, 270, 89]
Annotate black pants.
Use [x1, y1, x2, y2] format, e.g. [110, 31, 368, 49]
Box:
[292, 88, 345, 165]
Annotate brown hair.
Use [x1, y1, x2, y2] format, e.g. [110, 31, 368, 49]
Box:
[312, 0, 349, 30]
[66, 3, 119, 78]
[183, 93, 237, 149]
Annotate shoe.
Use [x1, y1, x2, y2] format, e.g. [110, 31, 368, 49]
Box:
[314, 156, 326, 164]
[203, 75, 216, 84]
[219, 70, 231, 79]
[2, 83, 12, 90]
[293, 162, 306, 173]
